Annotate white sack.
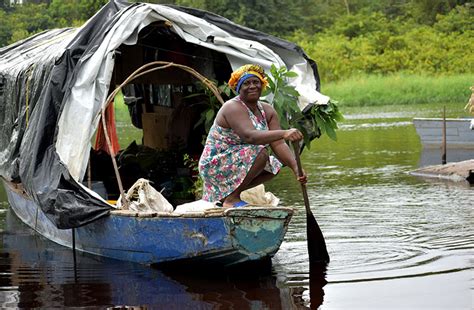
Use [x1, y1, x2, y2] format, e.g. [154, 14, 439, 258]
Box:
[173, 199, 215, 214]
[240, 184, 280, 207]
[117, 178, 173, 213]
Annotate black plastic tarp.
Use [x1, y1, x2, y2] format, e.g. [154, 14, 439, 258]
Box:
[0, 1, 130, 229]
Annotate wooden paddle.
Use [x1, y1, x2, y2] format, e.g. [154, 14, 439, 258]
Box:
[292, 141, 330, 263]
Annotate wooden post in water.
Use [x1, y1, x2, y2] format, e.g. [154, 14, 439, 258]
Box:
[442, 106, 447, 165]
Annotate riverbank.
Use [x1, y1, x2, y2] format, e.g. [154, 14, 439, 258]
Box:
[410, 159, 474, 183]
[323, 73, 473, 107]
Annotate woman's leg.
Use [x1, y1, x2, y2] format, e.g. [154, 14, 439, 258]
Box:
[223, 149, 275, 207]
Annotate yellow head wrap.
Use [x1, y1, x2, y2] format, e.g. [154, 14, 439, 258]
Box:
[228, 64, 268, 93]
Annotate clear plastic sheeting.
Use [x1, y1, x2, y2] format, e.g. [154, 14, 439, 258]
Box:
[117, 178, 173, 213]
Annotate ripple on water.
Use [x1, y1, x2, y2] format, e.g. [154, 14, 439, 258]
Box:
[340, 121, 412, 131]
[275, 181, 474, 285]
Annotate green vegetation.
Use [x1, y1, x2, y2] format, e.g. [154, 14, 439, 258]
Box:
[263, 65, 343, 144]
[324, 73, 473, 107]
[183, 153, 202, 198]
[291, 6, 473, 82]
[1, 0, 472, 108]
[0, 0, 108, 46]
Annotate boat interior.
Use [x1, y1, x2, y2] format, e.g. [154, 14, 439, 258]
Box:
[87, 21, 234, 206]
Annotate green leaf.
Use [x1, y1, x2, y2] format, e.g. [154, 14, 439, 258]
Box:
[270, 64, 278, 77]
[204, 109, 215, 131]
[265, 65, 343, 142]
[267, 77, 275, 91]
[325, 125, 338, 141]
[283, 71, 298, 78]
[194, 113, 205, 129]
[282, 86, 300, 97]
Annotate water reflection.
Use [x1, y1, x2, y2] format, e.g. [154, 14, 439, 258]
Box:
[0, 209, 316, 308]
[308, 262, 327, 309]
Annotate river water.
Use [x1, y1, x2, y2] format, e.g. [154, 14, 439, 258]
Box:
[0, 103, 472, 309]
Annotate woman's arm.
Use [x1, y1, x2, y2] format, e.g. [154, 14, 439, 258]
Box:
[264, 104, 307, 183]
[217, 101, 300, 145]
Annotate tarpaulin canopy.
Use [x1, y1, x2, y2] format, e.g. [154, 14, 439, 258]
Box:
[0, 0, 328, 229]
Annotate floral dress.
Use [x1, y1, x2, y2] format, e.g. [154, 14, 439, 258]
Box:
[199, 97, 282, 202]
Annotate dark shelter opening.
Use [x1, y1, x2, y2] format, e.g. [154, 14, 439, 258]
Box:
[89, 21, 233, 206]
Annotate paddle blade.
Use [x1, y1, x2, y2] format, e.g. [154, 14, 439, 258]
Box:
[306, 209, 330, 263]
[291, 141, 330, 263]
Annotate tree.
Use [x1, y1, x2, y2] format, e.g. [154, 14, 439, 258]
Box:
[48, 0, 109, 27]
[0, 9, 12, 46]
[405, 0, 471, 24]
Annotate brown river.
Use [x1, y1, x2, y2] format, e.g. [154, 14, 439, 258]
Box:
[0, 103, 472, 309]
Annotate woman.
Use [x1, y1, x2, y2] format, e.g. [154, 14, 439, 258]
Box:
[199, 64, 307, 208]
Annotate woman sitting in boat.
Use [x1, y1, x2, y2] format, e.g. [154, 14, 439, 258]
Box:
[199, 64, 307, 208]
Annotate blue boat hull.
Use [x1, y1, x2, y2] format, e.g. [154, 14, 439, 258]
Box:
[4, 183, 293, 266]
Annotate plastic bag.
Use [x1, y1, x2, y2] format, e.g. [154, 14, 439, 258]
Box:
[174, 199, 215, 214]
[240, 184, 280, 207]
[117, 178, 173, 213]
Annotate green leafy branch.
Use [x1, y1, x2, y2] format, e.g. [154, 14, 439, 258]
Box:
[190, 82, 234, 144]
[263, 64, 344, 148]
[193, 82, 233, 134]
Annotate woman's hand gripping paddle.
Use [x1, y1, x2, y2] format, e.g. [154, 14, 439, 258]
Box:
[292, 141, 330, 263]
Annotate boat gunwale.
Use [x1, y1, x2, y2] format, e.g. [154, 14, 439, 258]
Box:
[110, 206, 295, 219]
[2, 179, 294, 220]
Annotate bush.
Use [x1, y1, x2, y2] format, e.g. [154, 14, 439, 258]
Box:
[289, 6, 474, 82]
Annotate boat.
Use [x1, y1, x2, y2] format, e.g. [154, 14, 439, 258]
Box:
[1, 209, 303, 309]
[4, 180, 293, 265]
[413, 117, 474, 148]
[0, 2, 325, 266]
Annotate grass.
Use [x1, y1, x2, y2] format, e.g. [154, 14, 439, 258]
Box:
[322, 73, 473, 107]
[114, 102, 131, 121]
